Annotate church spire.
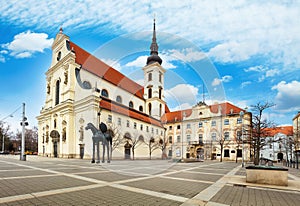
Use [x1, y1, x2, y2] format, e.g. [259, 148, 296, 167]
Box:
[146, 18, 162, 65]
[150, 18, 158, 55]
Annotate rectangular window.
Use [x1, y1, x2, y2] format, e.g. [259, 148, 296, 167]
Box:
[156, 129, 158, 135]
[134, 122, 137, 129]
[187, 124, 191, 129]
[168, 136, 172, 143]
[168, 149, 172, 157]
[237, 131, 242, 140]
[169, 125, 172, 130]
[187, 134, 191, 143]
[126, 120, 130, 127]
[177, 135, 181, 142]
[224, 119, 229, 125]
[140, 124, 143, 131]
[237, 118, 242, 124]
[117, 118, 121, 126]
[211, 120, 216, 126]
[212, 133, 216, 141]
[177, 125, 181, 129]
[198, 122, 203, 128]
[108, 115, 112, 123]
[224, 149, 230, 157]
[224, 132, 230, 140]
[146, 126, 149, 132]
[151, 127, 154, 133]
[198, 134, 203, 144]
[270, 144, 272, 149]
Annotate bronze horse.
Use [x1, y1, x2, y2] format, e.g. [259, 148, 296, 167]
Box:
[85, 122, 112, 163]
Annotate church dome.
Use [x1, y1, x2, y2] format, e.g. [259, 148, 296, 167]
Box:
[147, 54, 162, 65]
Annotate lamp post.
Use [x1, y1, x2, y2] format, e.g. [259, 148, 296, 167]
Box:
[240, 111, 244, 167]
[20, 103, 28, 161]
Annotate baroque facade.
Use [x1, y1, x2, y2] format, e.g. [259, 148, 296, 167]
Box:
[37, 23, 252, 161]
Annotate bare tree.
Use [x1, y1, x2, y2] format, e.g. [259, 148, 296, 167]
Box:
[158, 132, 168, 159]
[108, 124, 124, 152]
[0, 121, 13, 152]
[251, 101, 275, 165]
[145, 136, 159, 160]
[124, 131, 142, 160]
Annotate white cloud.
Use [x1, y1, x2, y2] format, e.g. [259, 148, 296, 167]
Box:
[2, 30, 53, 59]
[245, 65, 280, 82]
[241, 81, 251, 88]
[125, 54, 176, 69]
[244, 65, 265, 73]
[272, 81, 300, 111]
[165, 84, 198, 106]
[266, 69, 280, 77]
[212, 75, 233, 86]
[168, 48, 206, 62]
[207, 41, 259, 63]
[0, 1, 299, 68]
[125, 56, 147, 68]
[102, 59, 122, 71]
[170, 103, 193, 111]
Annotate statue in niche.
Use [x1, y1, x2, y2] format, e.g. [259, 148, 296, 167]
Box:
[47, 83, 50, 94]
[79, 126, 84, 142]
[64, 70, 68, 84]
[46, 131, 49, 143]
[62, 128, 66, 142]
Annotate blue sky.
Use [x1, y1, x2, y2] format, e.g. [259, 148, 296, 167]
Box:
[0, 0, 300, 132]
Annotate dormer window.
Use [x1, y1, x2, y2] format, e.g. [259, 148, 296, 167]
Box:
[129, 101, 134, 108]
[57, 51, 61, 61]
[101, 89, 109, 98]
[116, 95, 122, 103]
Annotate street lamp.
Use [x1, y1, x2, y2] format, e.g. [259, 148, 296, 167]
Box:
[240, 111, 244, 167]
[20, 103, 28, 161]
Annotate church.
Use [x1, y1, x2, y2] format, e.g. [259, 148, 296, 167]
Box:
[37, 20, 251, 161]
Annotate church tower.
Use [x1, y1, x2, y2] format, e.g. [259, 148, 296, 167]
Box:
[143, 19, 166, 120]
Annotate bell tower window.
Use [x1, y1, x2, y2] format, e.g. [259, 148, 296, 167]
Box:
[148, 73, 152, 81]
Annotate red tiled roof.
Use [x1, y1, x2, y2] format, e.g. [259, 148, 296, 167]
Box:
[70, 42, 144, 99]
[262, 126, 293, 137]
[161, 109, 192, 123]
[100, 98, 163, 128]
[209, 102, 245, 115]
[161, 102, 245, 123]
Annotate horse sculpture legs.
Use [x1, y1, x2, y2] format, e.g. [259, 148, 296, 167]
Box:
[91, 142, 100, 164]
[102, 142, 111, 163]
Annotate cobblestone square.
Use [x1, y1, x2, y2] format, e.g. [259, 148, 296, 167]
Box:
[1, 156, 300, 205]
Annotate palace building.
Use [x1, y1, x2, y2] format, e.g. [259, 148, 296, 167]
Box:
[37, 21, 252, 161]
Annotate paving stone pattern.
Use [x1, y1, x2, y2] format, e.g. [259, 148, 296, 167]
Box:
[1, 156, 300, 205]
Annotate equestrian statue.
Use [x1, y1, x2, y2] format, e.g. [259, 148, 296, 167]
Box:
[85, 122, 112, 163]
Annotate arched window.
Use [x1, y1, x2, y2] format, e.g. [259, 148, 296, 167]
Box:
[148, 73, 152, 81]
[55, 80, 60, 105]
[148, 103, 152, 116]
[139, 105, 143, 112]
[148, 88, 152, 98]
[116, 95, 122, 103]
[101, 89, 109, 98]
[129, 101, 134, 108]
[159, 88, 162, 99]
